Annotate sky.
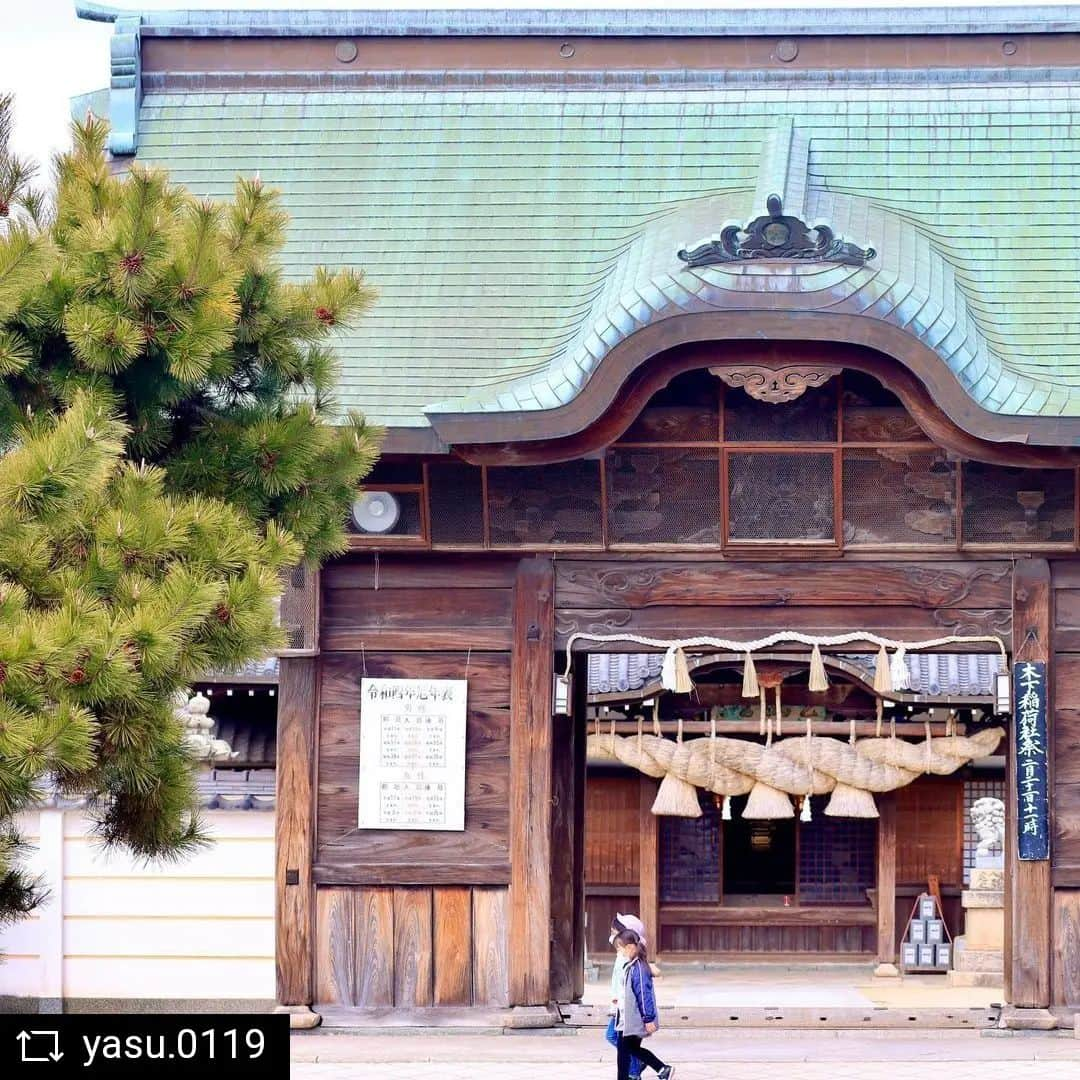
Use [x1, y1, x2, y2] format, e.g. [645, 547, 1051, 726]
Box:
[4, 0, 1080, 180]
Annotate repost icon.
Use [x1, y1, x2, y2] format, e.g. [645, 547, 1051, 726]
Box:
[16, 1030, 64, 1064]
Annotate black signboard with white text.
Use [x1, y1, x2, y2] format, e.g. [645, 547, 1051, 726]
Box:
[1014, 660, 1050, 861]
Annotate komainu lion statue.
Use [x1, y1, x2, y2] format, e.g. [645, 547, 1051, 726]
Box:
[971, 796, 1005, 855]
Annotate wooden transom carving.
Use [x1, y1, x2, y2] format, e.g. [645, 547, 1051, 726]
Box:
[709, 364, 842, 404]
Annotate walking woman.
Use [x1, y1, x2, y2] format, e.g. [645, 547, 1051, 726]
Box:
[612, 929, 674, 1080]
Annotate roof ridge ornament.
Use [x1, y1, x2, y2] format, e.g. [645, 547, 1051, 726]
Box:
[677, 194, 876, 268]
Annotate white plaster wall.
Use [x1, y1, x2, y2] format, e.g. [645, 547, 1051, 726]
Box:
[0, 809, 274, 1001]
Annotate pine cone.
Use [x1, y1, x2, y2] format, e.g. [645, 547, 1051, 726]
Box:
[120, 251, 145, 275]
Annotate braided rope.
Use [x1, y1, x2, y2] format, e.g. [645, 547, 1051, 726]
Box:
[586, 727, 1003, 798]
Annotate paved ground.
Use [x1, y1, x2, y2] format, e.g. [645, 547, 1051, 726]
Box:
[291, 1029, 1080, 1080]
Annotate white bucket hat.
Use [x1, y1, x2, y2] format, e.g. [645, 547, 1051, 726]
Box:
[609, 912, 647, 946]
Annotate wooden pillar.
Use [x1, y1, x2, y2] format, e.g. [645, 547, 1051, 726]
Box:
[639, 776, 659, 957]
[1008, 558, 1052, 1009]
[874, 791, 898, 976]
[549, 711, 576, 1002]
[275, 656, 319, 1008]
[571, 662, 588, 1001]
[509, 557, 555, 1006]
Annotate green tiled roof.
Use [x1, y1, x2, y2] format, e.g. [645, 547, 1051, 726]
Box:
[135, 79, 1080, 427]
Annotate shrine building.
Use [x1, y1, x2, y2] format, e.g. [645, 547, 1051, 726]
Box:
[77, 1, 1080, 1027]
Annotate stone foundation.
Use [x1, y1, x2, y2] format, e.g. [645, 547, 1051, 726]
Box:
[947, 865, 1003, 989]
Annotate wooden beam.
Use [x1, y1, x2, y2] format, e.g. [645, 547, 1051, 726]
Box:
[509, 557, 555, 1006]
[875, 791, 898, 975]
[275, 656, 319, 1005]
[1009, 558, 1052, 1008]
[639, 775, 660, 958]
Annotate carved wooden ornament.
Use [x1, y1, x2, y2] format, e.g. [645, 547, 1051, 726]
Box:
[710, 364, 841, 404]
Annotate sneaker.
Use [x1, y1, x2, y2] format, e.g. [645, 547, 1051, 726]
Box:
[657, 1068, 675, 1080]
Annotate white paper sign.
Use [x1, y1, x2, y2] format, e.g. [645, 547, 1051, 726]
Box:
[358, 678, 467, 831]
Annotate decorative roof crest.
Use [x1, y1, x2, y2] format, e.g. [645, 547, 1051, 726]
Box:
[677, 194, 876, 269]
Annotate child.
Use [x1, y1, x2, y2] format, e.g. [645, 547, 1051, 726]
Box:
[613, 929, 673, 1080]
[606, 914, 647, 1080]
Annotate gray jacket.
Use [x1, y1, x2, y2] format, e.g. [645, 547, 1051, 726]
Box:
[617, 958, 658, 1038]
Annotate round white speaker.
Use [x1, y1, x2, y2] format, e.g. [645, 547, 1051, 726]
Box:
[351, 490, 401, 534]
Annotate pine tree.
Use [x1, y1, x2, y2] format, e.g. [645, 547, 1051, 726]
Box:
[0, 392, 301, 919]
[3, 101, 381, 565]
[0, 96, 382, 924]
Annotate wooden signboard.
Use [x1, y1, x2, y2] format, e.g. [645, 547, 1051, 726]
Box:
[358, 678, 467, 831]
[1014, 660, 1049, 861]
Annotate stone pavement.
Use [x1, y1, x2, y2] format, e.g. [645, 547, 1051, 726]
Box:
[291, 1029, 1080, 1080]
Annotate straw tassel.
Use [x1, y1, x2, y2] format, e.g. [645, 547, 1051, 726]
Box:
[873, 644, 893, 694]
[801, 795, 812, 822]
[849, 715, 857, 746]
[721, 795, 732, 821]
[672, 647, 693, 693]
[890, 645, 910, 691]
[875, 698, 883, 738]
[741, 651, 759, 697]
[774, 684, 782, 737]
[925, 718, 933, 774]
[808, 643, 829, 693]
[759, 687, 767, 736]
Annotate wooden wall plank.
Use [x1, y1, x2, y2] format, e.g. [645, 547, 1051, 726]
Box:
[433, 888, 473, 1006]
[325, 557, 518, 591]
[316, 651, 511, 878]
[320, 555, 515, 653]
[555, 560, 1012, 610]
[1009, 558, 1052, 1009]
[314, 887, 355, 1006]
[275, 656, 318, 1005]
[1053, 889, 1080, 1007]
[508, 557, 555, 1006]
[472, 887, 510, 1007]
[355, 887, 395, 1006]
[393, 888, 433, 1007]
[585, 775, 641, 887]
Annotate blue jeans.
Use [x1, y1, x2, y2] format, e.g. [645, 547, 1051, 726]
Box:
[605, 1017, 642, 1078]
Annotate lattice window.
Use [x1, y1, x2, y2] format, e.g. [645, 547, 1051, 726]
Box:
[660, 792, 722, 902]
[843, 449, 955, 545]
[606, 447, 720, 544]
[723, 382, 837, 442]
[962, 462, 1075, 545]
[276, 563, 319, 655]
[727, 451, 835, 541]
[487, 460, 603, 545]
[428, 461, 485, 545]
[798, 799, 876, 903]
[963, 777, 1006, 885]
